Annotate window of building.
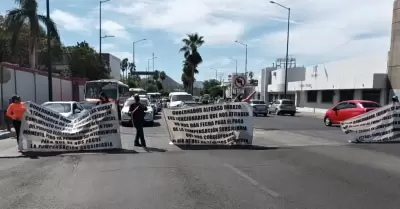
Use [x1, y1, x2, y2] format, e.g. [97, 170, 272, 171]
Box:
[307, 91, 317, 103]
[362, 90, 381, 104]
[339, 90, 354, 102]
[321, 90, 334, 103]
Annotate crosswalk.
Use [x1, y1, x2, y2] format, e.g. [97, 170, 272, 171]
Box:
[253, 129, 349, 148]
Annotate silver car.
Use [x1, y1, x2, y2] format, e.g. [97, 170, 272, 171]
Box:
[268, 99, 296, 116]
[42, 101, 85, 119]
[249, 100, 268, 116]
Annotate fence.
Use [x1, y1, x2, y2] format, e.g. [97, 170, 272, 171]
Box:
[0, 63, 87, 129]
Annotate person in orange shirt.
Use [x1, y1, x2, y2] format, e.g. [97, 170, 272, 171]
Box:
[6, 95, 25, 148]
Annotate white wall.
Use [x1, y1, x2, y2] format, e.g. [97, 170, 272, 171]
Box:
[0, 64, 86, 111]
[288, 55, 387, 91]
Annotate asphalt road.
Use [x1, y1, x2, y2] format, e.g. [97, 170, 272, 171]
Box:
[1, 113, 400, 208]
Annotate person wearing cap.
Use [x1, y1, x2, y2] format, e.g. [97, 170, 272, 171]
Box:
[96, 92, 111, 105]
[128, 94, 148, 147]
[6, 95, 25, 150]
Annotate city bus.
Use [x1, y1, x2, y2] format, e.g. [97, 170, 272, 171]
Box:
[129, 88, 147, 96]
[84, 79, 130, 118]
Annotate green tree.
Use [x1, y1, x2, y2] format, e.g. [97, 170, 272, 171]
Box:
[120, 58, 128, 80]
[209, 86, 223, 98]
[179, 33, 204, 94]
[5, 0, 60, 69]
[249, 71, 254, 80]
[65, 41, 110, 80]
[156, 80, 163, 90]
[159, 71, 166, 81]
[153, 70, 160, 80]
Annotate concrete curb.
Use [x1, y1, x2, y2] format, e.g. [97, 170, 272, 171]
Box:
[0, 131, 16, 140]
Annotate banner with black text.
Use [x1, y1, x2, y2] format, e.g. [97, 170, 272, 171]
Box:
[341, 103, 400, 143]
[163, 102, 253, 145]
[20, 102, 122, 152]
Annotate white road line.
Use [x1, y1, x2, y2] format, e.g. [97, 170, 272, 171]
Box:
[223, 164, 280, 198]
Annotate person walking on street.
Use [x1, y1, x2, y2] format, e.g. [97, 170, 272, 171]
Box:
[6, 95, 25, 151]
[129, 94, 147, 148]
[96, 92, 111, 105]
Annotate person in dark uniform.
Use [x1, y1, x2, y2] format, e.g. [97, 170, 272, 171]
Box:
[96, 92, 111, 105]
[129, 94, 147, 147]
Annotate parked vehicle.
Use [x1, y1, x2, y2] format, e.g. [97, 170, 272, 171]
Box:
[249, 100, 268, 116]
[120, 97, 154, 127]
[324, 100, 381, 126]
[42, 101, 85, 119]
[268, 99, 296, 116]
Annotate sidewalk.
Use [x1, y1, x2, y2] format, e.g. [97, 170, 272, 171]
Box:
[296, 111, 325, 119]
[0, 128, 16, 140]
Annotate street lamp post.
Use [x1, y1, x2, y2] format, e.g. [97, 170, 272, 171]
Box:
[99, 0, 111, 61]
[147, 55, 157, 89]
[229, 57, 238, 95]
[132, 39, 146, 73]
[234, 40, 248, 78]
[271, 0, 290, 99]
[46, 0, 53, 101]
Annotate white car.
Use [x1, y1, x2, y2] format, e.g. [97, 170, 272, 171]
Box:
[42, 101, 85, 119]
[168, 92, 194, 108]
[120, 97, 154, 126]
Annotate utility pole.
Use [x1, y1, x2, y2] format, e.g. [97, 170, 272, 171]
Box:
[271, 1, 290, 98]
[152, 53, 155, 73]
[132, 39, 146, 74]
[46, 0, 52, 101]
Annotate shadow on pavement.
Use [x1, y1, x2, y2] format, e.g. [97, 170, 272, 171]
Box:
[175, 145, 279, 150]
[154, 115, 162, 120]
[12, 148, 140, 159]
[144, 147, 167, 152]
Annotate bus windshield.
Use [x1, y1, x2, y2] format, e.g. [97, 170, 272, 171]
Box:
[129, 88, 146, 96]
[148, 93, 161, 102]
[85, 82, 118, 99]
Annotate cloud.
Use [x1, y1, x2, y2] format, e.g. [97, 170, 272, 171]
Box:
[51, 10, 90, 32]
[252, 0, 392, 64]
[99, 20, 131, 40]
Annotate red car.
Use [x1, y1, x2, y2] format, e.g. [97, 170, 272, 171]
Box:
[324, 100, 381, 126]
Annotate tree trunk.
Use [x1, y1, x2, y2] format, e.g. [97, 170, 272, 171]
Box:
[28, 37, 37, 69]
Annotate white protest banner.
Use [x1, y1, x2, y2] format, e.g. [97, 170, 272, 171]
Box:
[20, 102, 122, 152]
[163, 102, 253, 145]
[341, 103, 400, 143]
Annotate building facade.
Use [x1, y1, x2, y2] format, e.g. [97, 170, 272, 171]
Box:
[259, 54, 388, 114]
[101, 53, 121, 80]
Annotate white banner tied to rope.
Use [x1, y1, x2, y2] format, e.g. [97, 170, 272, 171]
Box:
[341, 103, 400, 143]
[163, 102, 253, 145]
[20, 102, 122, 152]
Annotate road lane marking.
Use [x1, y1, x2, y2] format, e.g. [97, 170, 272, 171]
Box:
[223, 164, 280, 198]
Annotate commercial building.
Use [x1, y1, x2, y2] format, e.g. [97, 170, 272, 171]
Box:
[101, 53, 121, 80]
[259, 54, 388, 114]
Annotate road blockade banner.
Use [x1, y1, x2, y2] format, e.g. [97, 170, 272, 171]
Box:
[163, 102, 253, 145]
[20, 102, 122, 152]
[341, 103, 400, 143]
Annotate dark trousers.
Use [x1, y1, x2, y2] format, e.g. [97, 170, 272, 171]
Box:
[13, 120, 21, 143]
[134, 125, 146, 146]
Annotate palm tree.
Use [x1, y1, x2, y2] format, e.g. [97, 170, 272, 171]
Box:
[120, 58, 128, 80]
[153, 70, 160, 80]
[179, 33, 204, 94]
[128, 62, 134, 78]
[6, 0, 60, 69]
[249, 71, 254, 80]
[159, 71, 166, 81]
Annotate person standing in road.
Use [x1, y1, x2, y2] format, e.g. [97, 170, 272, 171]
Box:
[129, 94, 147, 147]
[96, 92, 111, 105]
[6, 95, 25, 151]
